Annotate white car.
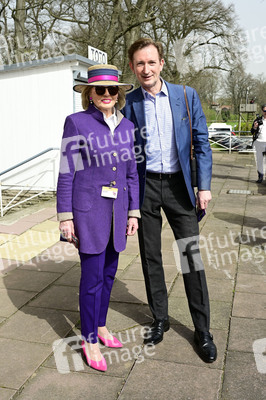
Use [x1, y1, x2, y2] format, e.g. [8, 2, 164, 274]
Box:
[208, 123, 234, 138]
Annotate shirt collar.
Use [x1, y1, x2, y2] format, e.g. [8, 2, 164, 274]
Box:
[141, 78, 168, 99]
[103, 111, 117, 123]
[94, 107, 117, 126]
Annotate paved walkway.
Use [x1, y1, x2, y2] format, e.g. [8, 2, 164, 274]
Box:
[0, 152, 265, 400]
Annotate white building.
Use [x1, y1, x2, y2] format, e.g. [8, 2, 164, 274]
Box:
[0, 55, 95, 212]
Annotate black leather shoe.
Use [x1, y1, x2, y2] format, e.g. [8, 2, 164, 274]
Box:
[194, 331, 217, 363]
[143, 319, 170, 345]
[256, 172, 263, 183]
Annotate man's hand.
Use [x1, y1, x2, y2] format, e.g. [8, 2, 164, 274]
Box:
[196, 190, 212, 210]
[126, 217, 138, 236]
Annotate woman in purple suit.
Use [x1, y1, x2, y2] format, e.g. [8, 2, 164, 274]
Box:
[57, 64, 139, 372]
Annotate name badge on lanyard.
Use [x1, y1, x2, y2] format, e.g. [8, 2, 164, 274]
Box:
[101, 186, 118, 199]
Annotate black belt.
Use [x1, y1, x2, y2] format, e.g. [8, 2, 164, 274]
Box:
[146, 171, 181, 180]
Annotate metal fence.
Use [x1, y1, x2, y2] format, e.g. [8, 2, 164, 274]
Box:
[209, 131, 254, 154]
[0, 148, 59, 217]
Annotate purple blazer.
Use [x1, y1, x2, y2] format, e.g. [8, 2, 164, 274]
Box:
[57, 107, 139, 254]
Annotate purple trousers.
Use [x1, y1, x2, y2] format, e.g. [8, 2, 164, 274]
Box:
[79, 235, 119, 343]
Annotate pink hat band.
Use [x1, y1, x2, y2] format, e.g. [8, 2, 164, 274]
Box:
[88, 74, 119, 84]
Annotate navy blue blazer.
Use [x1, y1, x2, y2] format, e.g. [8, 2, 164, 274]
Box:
[123, 82, 212, 207]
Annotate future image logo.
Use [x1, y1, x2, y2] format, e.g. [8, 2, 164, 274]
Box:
[173, 235, 204, 274]
[53, 336, 85, 374]
[253, 338, 266, 374]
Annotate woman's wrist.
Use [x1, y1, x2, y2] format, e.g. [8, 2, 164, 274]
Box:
[128, 209, 141, 218]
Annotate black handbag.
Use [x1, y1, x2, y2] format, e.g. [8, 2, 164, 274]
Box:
[183, 85, 197, 187]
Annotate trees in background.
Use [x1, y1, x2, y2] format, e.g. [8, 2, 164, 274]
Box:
[0, 0, 72, 63]
[250, 74, 266, 108]
[223, 65, 266, 116]
[0, 0, 264, 110]
[223, 64, 256, 114]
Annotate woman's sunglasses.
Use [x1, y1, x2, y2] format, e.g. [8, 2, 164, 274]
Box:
[95, 86, 119, 96]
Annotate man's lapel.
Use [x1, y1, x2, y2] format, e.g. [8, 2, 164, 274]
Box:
[132, 87, 146, 133]
[166, 82, 184, 149]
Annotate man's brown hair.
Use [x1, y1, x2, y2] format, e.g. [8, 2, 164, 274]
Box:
[128, 38, 164, 63]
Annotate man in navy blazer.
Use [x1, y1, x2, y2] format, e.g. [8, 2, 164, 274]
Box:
[123, 38, 217, 363]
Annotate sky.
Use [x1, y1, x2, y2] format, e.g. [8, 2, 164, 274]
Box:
[222, 0, 266, 76]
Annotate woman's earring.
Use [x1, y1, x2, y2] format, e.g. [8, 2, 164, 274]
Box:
[89, 97, 93, 104]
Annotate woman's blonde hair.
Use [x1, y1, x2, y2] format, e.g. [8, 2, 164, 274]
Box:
[81, 86, 126, 111]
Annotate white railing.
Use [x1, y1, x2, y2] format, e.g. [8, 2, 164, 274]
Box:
[209, 132, 254, 154]
[0, 148, 59, 217]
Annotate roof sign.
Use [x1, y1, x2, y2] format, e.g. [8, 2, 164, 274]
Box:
[88, 46, 108, 64]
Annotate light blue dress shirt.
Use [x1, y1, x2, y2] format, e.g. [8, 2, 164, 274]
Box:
[142, 80, 180, 173]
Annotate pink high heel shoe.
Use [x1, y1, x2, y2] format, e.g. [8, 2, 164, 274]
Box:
[81, 341, 107, 372]
[98, 334, 123, 348]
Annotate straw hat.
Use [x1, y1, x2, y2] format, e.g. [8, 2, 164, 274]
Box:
[73, 64, 133, 93]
